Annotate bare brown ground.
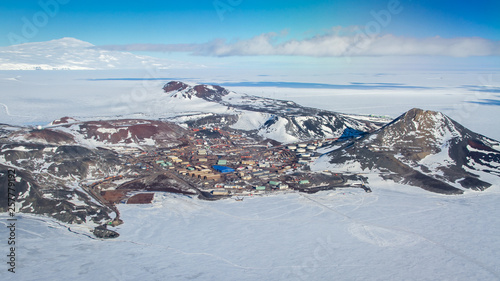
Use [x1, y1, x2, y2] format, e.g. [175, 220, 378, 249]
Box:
[101, 190, 129, 204]
[127, 193, 154, 204]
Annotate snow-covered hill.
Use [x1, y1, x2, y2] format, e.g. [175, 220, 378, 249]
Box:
[0, 37, 192, 70]
[0, 144, 122, 224]
[8, 118, 187, 148]
[312, 108, 500, 194]
[161, 81, 386, 143]
[0, 117, 190, 225]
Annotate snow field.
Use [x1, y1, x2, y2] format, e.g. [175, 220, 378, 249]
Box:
[3, 185, 500, 281]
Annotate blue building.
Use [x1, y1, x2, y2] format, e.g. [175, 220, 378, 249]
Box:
[212, 165, 235, 173]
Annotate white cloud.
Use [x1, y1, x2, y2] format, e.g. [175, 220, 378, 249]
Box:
[97, 28, 500, 58]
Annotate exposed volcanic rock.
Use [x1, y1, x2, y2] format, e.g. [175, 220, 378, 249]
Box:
[193, 84, 230, 101]
[118, 174, 197, 195]
[49, 146, 122, 179]
[163, 81, 230, 102]
[49, 119, 187, 147]
[182, 114, 239, 128]
[22, 129, 75, 144]
[51, 116, 78, 125]
[101, 190, 128, 204]
[127, 193, 155, 204]
[281, 113, 369, 141]
[0, 140, 127, 224]
[0, 143, 123, 182]
[0, 124, 22, 138]
[0, 164, 111, 224]
[162, 81, 189, 93]
[93, 225, 119, 239]
[321, 108, 500, 194]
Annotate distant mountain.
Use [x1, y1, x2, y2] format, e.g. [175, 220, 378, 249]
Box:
[162, 81, 386, 143]
[0, 37, 193, 70]
[313, 108, 500, 194]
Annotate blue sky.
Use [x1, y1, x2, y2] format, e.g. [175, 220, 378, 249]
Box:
[1, 0, 499, 69]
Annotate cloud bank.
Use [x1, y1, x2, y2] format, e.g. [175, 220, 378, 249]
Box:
[97, 29, 500, 58]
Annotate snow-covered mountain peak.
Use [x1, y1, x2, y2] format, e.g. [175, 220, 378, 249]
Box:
[0, 37, 191, 70]
[397, 108, 457, 133]
[40, 37, 94, 48]
[373, 108, 464, 152]
[12, 37, 94, 50]
[318, 107, 500, 194]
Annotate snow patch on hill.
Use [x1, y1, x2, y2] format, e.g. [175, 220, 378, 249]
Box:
[230, 111, 270, 131]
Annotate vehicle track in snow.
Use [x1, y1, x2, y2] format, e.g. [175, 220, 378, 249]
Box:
[0, 103, 32, 118]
